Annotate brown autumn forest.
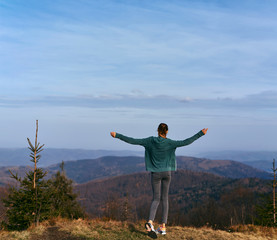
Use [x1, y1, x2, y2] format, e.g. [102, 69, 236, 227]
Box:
[76, 169, 272, 229]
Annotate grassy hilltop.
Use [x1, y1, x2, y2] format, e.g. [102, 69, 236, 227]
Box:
[0, 218, 276, 240]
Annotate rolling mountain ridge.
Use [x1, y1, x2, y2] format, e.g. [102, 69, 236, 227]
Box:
[0, 155, 271, 186]
[47, 156, 271, 184]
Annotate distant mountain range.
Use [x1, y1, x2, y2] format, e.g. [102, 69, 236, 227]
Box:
[197, 150, 277, 172]
[0, 148, 275, 173]
[0, 148, 143, 167]
[0, 155, 271, 186]
[198, 150, 277, 162]
[0, 148, 277, 172]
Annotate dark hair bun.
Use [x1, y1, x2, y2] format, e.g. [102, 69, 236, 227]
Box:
[158, 123, 168, 136]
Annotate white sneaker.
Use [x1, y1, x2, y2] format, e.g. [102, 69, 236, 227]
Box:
[156, 226, 166, 235]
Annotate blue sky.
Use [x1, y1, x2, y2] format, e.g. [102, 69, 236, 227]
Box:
[0, 0, 277, 155]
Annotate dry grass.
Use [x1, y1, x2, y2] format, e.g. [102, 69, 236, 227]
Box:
[0, 218, 276, 240]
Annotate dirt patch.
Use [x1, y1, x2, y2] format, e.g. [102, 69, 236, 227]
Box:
[30, 226, 87, 240]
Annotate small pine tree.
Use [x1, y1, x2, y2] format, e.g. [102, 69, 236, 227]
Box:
[255, 193, 275, 227]
[3, 169, 52, 230]
[2, 120, 51, 230]
[255, 159, 277, 227]
[49, 161, 85, 219]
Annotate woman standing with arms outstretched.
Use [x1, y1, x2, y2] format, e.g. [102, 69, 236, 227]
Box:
[110, 123, 208, 238]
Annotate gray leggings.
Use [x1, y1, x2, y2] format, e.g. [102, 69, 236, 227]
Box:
[149, 171, 171, 224]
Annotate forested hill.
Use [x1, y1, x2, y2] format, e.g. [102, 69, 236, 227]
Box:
[176, 156, 270, 179]
[76, 169, 271, 228]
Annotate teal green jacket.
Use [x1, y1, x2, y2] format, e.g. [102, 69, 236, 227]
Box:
[115, 130, 204, 172]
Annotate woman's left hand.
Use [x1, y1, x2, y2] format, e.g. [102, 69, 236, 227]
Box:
[202, 128, 208, 135]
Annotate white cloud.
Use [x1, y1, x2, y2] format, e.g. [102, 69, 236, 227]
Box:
[1, 91, 276, 114]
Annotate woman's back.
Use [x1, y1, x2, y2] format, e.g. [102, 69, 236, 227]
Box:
[114, 130, 204, 172]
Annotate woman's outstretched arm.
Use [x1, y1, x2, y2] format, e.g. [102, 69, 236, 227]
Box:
[110, 132, 149, 146]
[173, 128, 208, 148]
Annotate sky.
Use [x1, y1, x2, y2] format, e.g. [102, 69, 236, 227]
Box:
[0, 0, 277, 155]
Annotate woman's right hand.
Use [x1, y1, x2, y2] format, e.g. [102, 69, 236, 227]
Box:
[110, 132, 116, 138]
